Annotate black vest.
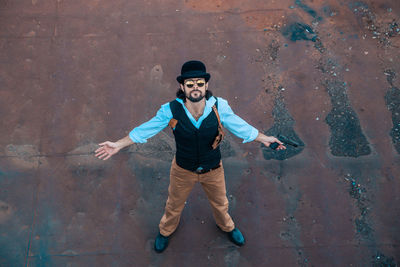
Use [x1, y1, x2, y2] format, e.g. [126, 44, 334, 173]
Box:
[169, 99, 221, 172]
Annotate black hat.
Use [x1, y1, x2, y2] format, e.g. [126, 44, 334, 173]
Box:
[176, 60, 211, 84]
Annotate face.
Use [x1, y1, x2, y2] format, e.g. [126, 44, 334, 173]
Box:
[180, 78, 208, 103]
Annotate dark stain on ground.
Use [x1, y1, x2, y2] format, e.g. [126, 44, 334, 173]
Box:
[313, 38, 326, 53]
[128, 132, 175, 162]
[384, 70, 400, 154]
[387, 21, 400, 38]
[29, 199, 58, 267]
[350, 1, 400, 47]
[344, 175, 374, 241]
[385, 69, 396, 87]
[262, 94, 305, 160]
[0, 168, 20, 182]
[371, 251, 397, 267]
[295, 0, 323, 22]
[317, 57, 371, 157]
[67, 166, 107, 197]
[281, 22, 318, 42]
[268, 40, 280, 61]
[33, 223, 53, 267]
[72, 165, 105, 179]
[324, 80, 371, 157]
[219, 137, 236, 158]
[127, 155, 170, 229]
[347, 178, 373, 238]
[253, 40, 281, 63]
[277, 163, 309, 265]
[344, 173, 396, 266]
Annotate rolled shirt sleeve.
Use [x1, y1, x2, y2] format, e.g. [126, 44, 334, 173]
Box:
[217, 97, 259, 143]
[128, 102, 172, 143]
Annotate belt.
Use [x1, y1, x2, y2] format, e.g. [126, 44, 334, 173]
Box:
[194, 164, 221, 174]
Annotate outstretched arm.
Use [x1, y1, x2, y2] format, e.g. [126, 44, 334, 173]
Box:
[216, 97, 286, 150]
[95, 102, 172, 161]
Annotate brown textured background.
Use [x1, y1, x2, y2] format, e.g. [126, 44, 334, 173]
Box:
[0, 0, 399, 266]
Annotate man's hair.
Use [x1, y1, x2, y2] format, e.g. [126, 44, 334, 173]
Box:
[176, 89, 213, 102]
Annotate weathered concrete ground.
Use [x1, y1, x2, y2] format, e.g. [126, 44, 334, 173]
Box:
[0, 0, 399, 266]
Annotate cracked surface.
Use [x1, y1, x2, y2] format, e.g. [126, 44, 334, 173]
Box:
[0, 0, 399, 266]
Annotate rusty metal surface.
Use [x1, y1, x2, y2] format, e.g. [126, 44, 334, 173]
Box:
[1, 0, 400, 266]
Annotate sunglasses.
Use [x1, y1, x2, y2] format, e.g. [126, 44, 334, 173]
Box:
[184, 79, 206, 88]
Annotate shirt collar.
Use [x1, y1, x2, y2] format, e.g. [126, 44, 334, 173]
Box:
[175, 96, 216, 128]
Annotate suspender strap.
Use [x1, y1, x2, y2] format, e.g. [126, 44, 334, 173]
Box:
[168, 100, 180, 129]
[168, 118, 178, 129]
[212, 105, 222, 129]
[211, 104, 225, 149]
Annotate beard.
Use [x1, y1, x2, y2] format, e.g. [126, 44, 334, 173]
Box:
[185, 89, 205, 103]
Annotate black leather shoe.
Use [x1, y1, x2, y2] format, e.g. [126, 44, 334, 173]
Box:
[154, 232, 169, 253]
[227, 228, 245, 246]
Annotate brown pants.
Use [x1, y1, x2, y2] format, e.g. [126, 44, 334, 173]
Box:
[159, 158, 235, 236]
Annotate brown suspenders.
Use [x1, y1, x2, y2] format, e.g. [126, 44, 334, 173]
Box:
[211, 105, 225, 149]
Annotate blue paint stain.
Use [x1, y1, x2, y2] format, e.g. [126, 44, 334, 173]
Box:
[0, 235, 26, 266]
[384, 70, 400, 154]
[281, 22, 318, 42]
[34, 224, 52, 266]
[31, 204, 58, 267]
[371, 251, 396, 266]
[0, 168, 21, 182]
[295, 0, 323, 21]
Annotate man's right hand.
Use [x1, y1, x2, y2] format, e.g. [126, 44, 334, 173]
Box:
[95, 141, 121, 160]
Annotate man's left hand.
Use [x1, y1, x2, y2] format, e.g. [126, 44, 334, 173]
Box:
[255, 133, 286, 150]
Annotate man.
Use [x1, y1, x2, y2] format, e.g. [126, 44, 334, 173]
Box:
[95, 60, 285, 253]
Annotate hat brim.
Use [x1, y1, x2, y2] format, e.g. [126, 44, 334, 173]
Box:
[177, 72, 210, 84]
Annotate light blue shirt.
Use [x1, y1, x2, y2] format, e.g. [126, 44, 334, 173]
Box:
[129, 97, 259, 144]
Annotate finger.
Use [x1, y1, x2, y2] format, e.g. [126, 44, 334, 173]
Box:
[95, 148, 106, 155]
[276, 139, 284, 145]
[95, 146, 105, 153]
[103, 154, 112, 160]
[98, 152, 108, 159]
[95, 147, 105, 153]
[95, 151, 107, 157]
